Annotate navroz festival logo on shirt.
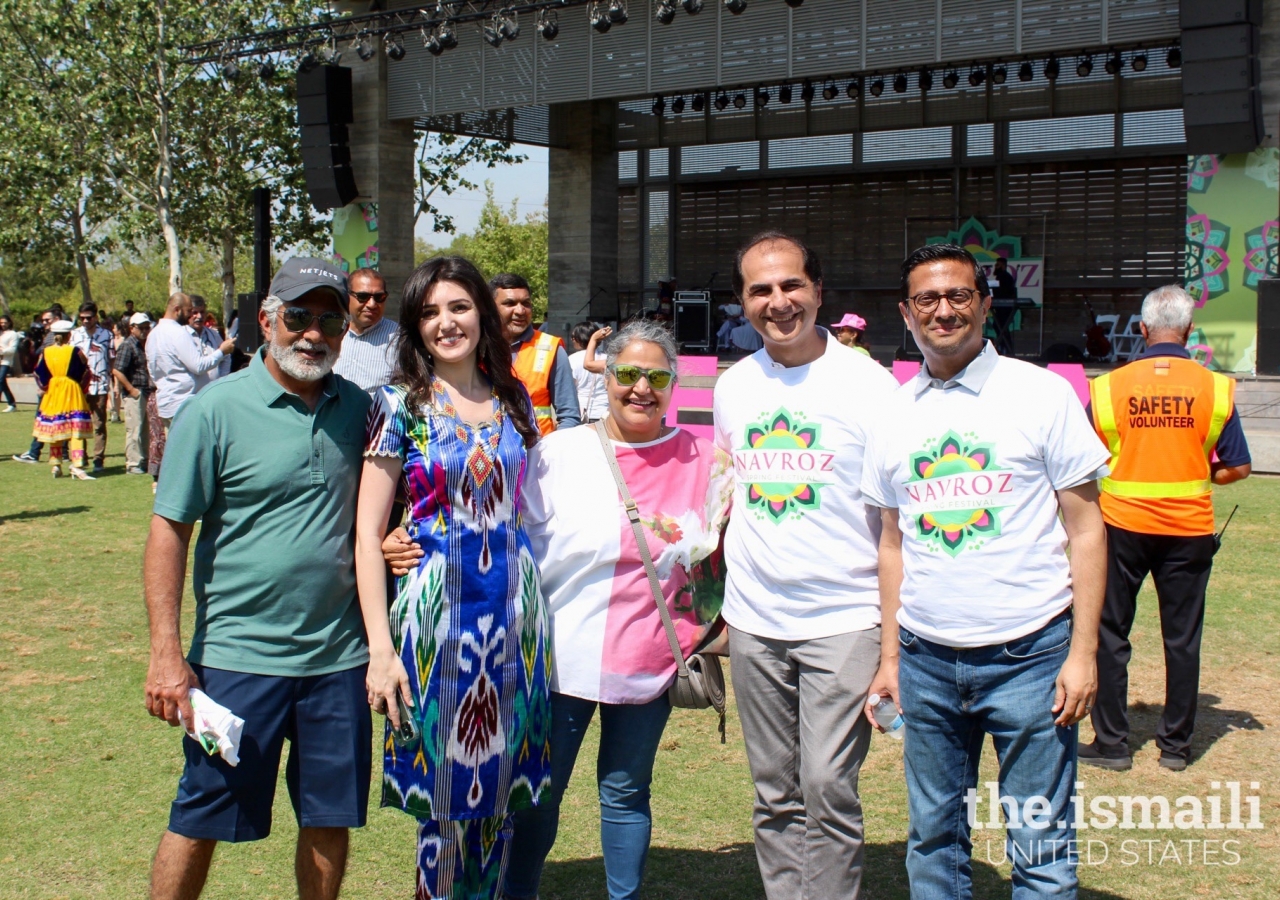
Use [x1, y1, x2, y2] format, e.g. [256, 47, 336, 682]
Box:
[905, 431, 1012, 557]
[735, 408, 835, 523]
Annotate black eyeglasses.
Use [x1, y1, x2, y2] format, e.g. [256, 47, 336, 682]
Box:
[905, 288, 982, 313]
[280, 307, 348, 337]
[608, 364, 676, 390]
[350, 291, 388, 304]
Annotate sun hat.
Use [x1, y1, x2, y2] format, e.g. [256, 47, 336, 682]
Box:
[832, 313, 867, 331]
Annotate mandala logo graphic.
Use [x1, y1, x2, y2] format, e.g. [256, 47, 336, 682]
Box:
[736, 408, 834, 524]
[1243, 221, 1279, 290]
[1186, 209, 1231, 307]
[1187, 155, 1219, 193]
[926, 215, 1022, 261]
[905, 431, 1011, 557]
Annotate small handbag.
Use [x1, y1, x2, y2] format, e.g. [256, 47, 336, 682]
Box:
[595, 421, 727, 742]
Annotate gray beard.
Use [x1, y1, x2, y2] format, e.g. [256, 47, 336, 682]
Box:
[269, 338, 334, 381]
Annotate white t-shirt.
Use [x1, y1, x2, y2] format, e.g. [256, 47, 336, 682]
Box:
[860, 342, 1111, 648]
[714, 331, 899, 640]
[568, 349, 609, 421]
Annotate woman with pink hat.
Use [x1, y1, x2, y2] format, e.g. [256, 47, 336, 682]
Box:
[832, 313, 872, 356]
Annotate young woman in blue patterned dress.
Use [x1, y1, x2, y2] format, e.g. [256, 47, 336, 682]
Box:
[354, 256, 552, 899]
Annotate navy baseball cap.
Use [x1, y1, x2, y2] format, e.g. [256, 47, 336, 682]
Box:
[269, 257, 348, 305]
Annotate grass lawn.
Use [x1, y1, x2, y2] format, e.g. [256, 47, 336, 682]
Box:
[1, 406, 1277, 898]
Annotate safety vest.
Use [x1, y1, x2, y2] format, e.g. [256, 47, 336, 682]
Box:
[1089, 355, 1233, 536]
[513, 330, 562, 436]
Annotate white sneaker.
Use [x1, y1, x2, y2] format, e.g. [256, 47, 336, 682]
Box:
[1, 405, 15, 413]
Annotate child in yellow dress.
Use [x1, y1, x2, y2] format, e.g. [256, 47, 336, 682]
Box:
[34, 320, 95, 480]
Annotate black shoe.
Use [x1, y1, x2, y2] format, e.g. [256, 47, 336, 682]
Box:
[1078, 741, 1132, 770]
[1158, 752, 1188, 771]
[92, 462, 105, 473]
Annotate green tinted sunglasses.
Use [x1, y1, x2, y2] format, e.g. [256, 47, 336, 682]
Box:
[608, 364, 676, 390]
[281, 307, 347, 338]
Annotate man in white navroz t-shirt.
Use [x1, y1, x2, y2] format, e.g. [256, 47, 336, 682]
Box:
[713, 231, 898, 900]
[860, 243, 1109, 898]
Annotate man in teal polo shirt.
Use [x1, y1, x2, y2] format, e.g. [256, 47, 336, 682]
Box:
[143, 258, 372, 900]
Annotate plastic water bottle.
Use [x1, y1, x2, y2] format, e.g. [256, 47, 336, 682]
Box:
[868, 693, 904, 740]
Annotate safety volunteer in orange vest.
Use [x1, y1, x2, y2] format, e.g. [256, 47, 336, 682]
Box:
[490, 273, 582, 435]
[1081, 285, 1250, 773]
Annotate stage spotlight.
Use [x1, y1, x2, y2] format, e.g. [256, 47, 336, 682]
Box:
[257, 59, 276, 81]
[682, 0, 702, 12]
[725, 0, 747, 13]
[1131, 51, 1147, 72]
[1044, 56, 1059, 80]
[424, 28, 444, 56]
[847, 78, 860, 99]
[692, 92, 706, 111]
[755, 87, 769, 106]
[822, 80, 837, 101]
[968, 66, 984, 87]
[893, 72, 907, 93]
[942, 69, 959, 89]
[221, 59, 240, 80]
[715, 91, 729, 110]
[385, 37, 405, 61]
[1018, 61, 1033, 82]
[779, 83, 793, 103]
[439, 21, 458, 49]
[785, 0, 804, 6]
[672, 95, 685, 113]
[590, 3, 612, 32]
[656, 0, 676, 24]
[321, 42, 341, 65]
[869, 77, 884, 97]
[499, 12, 521, 41]
[1166, 47, 1181, 69]
[483, 18, 503, 46]
[608, 0, 628, 25]
[918, 69, 932, 91]
[1076, 55, 1092, 77]
[536, 11, 559, 39]
[356, 35, 375, 61]
[991, 65, 1006, 85]
[652, 95, 665, 115]
[800, 79, 815, 102]
[1105, 50, 1122, 75]
[298, 51, 318, 72]
[733, 92, 747, 109]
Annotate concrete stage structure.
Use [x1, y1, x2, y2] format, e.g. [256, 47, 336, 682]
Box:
[325, 0, 1279, 368]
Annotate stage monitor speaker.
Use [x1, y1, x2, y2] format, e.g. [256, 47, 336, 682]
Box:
[1180, 0, 1262, 29]
[1182, 24, 1257, 62]
[1255, 279, 1280, 374]
[1184, 88, 1260, 126]
[1182, 57, 1260, 94]
[674, 293, 711, 351]
[296, 65, 358, 211]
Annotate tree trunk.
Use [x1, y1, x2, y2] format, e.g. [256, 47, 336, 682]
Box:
[220, 228, 236, 326]
[70, 201, 93, 306]
[155, 0, 182, 294]
[0, 275, 11, 316]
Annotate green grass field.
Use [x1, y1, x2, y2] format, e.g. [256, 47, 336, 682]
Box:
[1, 407, 1277, 898]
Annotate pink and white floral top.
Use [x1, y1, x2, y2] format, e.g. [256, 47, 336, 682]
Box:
[523, 425, 734, 704]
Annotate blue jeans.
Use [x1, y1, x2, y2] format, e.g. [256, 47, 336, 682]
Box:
[0, 364, 14, 406]
[504, 691, 672, 900]
[899, 611, 1078, 899]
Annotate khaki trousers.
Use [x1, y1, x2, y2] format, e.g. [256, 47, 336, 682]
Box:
[121, 393, 149, 470]
[729, 624, 881, 900]
[86, 393, 108, 466]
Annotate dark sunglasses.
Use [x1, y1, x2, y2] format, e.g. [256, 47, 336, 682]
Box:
[281, 307, 347, 337]
[608, 364, 675, 390]
[350, 291, 388, 304]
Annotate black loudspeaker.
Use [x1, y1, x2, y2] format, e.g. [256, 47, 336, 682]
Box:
[1182, 58, 1261, 94]
[296, 65, 358, 211]
[1256, 279, 1280, 374]
[674, 294, 711, 351]
[1182, 24, 1257, 61]
[1180, 0, 1262, 29]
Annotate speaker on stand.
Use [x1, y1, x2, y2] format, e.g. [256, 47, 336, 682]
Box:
[297, 65, 359, 210]
[674, 292, 711, 352]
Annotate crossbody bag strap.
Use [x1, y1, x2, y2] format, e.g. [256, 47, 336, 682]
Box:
[594, 420, 690, 678]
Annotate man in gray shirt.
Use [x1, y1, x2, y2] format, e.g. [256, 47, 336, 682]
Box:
[332, 267, 400, 393]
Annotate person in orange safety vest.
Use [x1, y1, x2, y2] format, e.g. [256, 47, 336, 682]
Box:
[1081, 284, 1251, 773]
[490, 273, 581, 435]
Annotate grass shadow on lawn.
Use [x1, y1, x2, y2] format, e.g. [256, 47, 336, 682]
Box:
[0, 504, 91, 523]
[1125, 693, 1266, 763]
[537, 841, 1131, 900]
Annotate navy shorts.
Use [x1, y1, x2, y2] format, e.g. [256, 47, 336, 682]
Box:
[168, 663, 372, 843]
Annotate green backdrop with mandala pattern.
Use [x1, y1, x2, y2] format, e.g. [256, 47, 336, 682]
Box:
[1185, 150, 1279, 372]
